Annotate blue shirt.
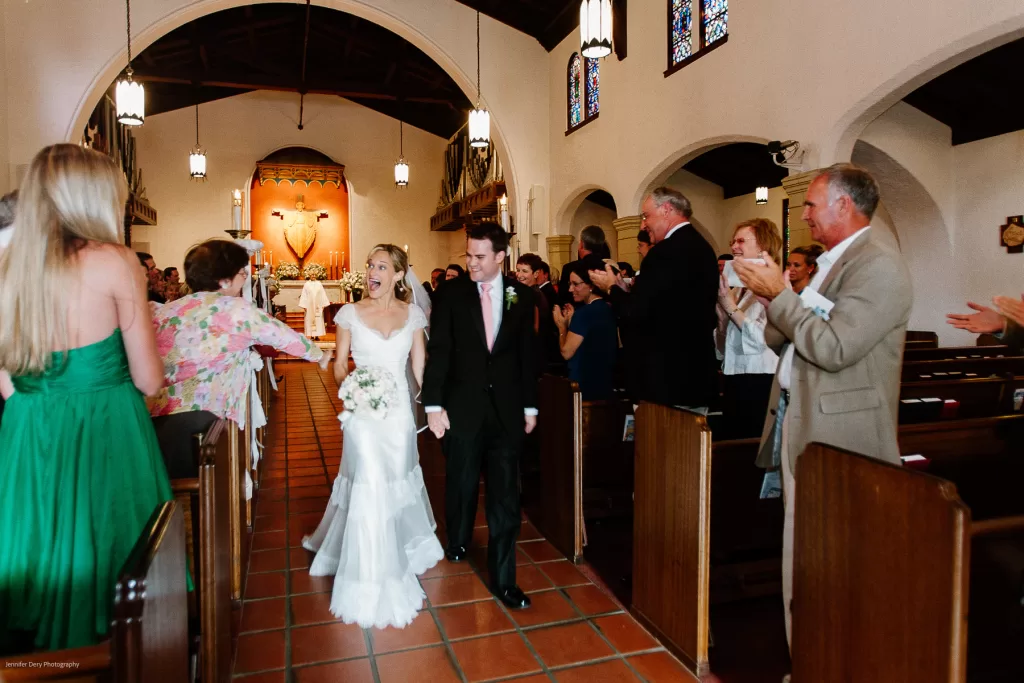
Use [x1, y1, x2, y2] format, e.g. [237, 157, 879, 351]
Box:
[568, 298, 618, 400]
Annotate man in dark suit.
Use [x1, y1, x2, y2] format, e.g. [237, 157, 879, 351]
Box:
[535, 261, 555, 304]
[422, 223, 539, 610]
[591, 187, 719, 410]
[559, 225, 611, 306]
[516, 253, 563, 374]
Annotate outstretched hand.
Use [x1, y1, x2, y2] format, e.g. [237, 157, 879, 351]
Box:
[524, 414, 537, 434]
[947, 301, 1006, 334]
[732, 252, 787, 302]
[318, 348, 334, 371]
[993, 295, 1024, 329]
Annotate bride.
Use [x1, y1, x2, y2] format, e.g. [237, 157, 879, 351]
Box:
[303, 244, 443, 629]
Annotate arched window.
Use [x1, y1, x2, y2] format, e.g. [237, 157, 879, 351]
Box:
[668, 0, 728, 75]
[567, 53, 600, 133]
[586, 57, 600, 119]
[568, 53, 583, 129]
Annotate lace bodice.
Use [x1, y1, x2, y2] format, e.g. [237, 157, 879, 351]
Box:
[335, 303, 427, 402]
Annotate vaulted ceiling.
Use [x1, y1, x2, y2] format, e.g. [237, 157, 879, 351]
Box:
[684, 143, 789, 199]
[133, 3, 473, 138]
[131, 2, 583, 138]
[903, 36, 1024, 145]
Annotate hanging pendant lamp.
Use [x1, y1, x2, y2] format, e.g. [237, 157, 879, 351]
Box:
[468, 11, 490, 149]
[189, 104, 207, 180]
[115, 0, 145, 126]
[395, 120, 409, 188]
[755, 186, 769, 205]
[580, 0, 613, 59]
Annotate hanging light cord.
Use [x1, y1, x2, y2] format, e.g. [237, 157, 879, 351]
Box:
[476, 11, 481, 101]
[400, 120, 404, 156]
[125, 0, 134, 74]
[195, 105, 200, 146]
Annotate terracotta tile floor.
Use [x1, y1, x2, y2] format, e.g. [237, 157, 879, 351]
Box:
[234, 363, 695, 681]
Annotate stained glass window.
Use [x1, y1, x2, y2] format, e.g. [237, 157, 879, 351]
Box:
[568, 53, 583, 129]
[671, 0, 693, 65]
[702, 0, 728, 47]
[585, 58, 600, 119]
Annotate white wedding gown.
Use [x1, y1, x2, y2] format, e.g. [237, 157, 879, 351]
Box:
[302, 303, 443, 629]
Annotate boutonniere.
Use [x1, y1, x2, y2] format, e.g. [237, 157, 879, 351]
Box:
[505, 286, 518, 310]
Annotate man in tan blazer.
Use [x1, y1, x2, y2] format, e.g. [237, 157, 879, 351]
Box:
[735, 164, 912, 649]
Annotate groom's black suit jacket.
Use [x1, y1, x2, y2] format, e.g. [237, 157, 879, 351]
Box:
[422, 276, 539, 438]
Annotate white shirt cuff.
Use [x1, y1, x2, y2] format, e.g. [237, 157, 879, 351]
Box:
[525, 408, 538, 416]
[424, 406, 442, 413]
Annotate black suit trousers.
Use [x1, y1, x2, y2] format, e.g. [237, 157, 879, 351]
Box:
[442, 397, 522, 589]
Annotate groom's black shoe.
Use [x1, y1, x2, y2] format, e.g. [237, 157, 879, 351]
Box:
[445, 545, 467, 563]
[494, 585, 531, 610]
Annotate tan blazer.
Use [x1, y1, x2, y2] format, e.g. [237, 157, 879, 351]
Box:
[755, 230, 912, 472]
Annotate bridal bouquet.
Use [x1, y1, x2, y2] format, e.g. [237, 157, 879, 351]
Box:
[338, 366, 398, 424]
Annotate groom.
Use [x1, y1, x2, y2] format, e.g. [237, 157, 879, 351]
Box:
[422, 222, 539, 610]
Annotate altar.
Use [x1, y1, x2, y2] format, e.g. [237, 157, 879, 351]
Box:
[275, 280, 346, 312]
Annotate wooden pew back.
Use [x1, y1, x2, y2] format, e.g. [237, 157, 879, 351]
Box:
[902, 344, 1010, 363]
[196, 421, 232, 683]
[0, 502, 189, 683]
[632, 403, 712, 677]
[534, 374, 583, 562]
[792, 443, 969, 683]
[899, 376, 1007, 421]
[902, 356, 1024, 382]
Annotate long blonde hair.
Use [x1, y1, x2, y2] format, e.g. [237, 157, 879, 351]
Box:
[0, 144, 127, 374]
[367, 244, 412, 303]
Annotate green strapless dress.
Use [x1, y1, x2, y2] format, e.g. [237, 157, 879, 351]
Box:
[0, 330, 175, 652]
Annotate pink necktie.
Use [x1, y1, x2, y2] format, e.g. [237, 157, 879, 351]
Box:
[480, 283, 495, 350]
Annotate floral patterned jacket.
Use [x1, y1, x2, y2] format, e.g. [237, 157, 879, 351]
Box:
[149, 292, 323, 422]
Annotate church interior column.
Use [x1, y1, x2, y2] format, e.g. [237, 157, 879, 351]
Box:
[545, 234, 574, 279]
[613, 215, 643, 270]
[781, 170, 821, 250]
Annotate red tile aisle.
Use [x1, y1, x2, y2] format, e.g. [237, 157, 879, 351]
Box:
[234, 363, 696, 681]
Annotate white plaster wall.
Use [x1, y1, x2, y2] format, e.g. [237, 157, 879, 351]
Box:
[547, 0, 1024, 231]
[569, 199, 618, 260]
[0, 2, 8, 193]
[0, 0, 550, 243]
[953, 129, 1024, 316]
[720, 187, 788, 255]
[663, 168, 726, 254]
[131, 91, 450, 275]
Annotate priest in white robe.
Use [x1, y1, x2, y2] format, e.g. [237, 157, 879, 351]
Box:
[299, 278, 330, 339]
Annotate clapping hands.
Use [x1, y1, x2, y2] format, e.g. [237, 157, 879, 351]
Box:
[732, 252, 789, 307]
[552, 303, 574, 330]
[947, 300, 1009, 334]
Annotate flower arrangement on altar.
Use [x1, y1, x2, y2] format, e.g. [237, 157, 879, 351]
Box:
[302, 262, 329, 281]
[338, 366, 399, 424]
[339, 270, 366, 292]
[275, 262, 300, 280]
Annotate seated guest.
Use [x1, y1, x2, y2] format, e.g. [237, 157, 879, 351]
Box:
[150, 240, 332, 479]
[786, 244, 824, 294]
[445, 263, 465, 281]
[717, 253, 733, 275]
[0, 144, 174, 653]
[553, 256, 618, 400]
[559, 225, 611, 305]
[715, 219, 782, 438]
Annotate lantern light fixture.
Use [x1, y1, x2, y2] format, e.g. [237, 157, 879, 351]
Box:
[755, 186, 769, 205]
[468, 11, 490, 149]
[115, 0, 145, 126]
[394, 120, 409, 187]
[189, 105, 207, 181]
[580, 0, 613, 59]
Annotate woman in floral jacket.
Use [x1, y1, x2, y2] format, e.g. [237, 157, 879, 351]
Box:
[150, 239, 331, 478]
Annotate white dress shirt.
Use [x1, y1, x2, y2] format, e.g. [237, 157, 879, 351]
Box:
[778, 227, 871, 389]
[718, 291, 779, 376]
[0, 226, 12, 249]
[426, 271, 537, 416]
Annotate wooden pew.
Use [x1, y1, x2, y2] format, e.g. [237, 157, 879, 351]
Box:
[170, 421, 232, 683]
[226, 418, 248, 604]
[531, 375, 634, 564]
[898, 376, 1008, 421]
[905, 330, 939, 349]
[792, 443, 1024, 682]
[791, 443, 970, 682]
[902, 355, 1024, 382]
[633, 403, 712, 678]
[903, 344, 1010, 363]
[0, 502, 189, 683]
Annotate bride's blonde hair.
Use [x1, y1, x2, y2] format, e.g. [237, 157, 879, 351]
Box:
[367, 244, 411, 303]
[0, 144, 127, 374]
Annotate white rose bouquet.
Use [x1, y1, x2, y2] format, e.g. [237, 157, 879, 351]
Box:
[338, 366, 399, 425]
[339, 270, 366, 292]
[275, 262, 300, 280]
[302, 262, 329, 281]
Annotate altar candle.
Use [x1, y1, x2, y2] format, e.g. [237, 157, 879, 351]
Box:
[231, 189, 242, 233]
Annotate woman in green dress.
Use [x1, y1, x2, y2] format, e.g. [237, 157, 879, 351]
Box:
[0, 144, 174, 653]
